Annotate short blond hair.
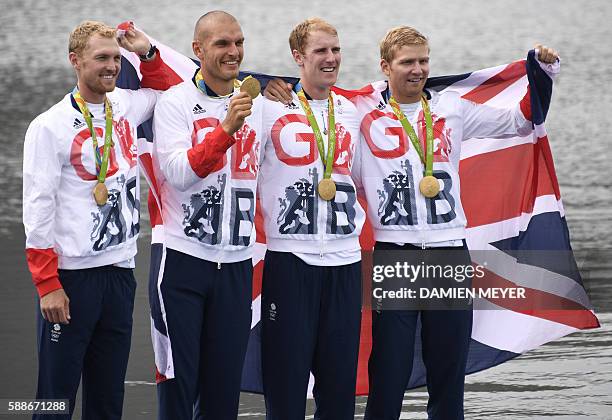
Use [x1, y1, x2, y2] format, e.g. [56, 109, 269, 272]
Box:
[289, 17, 338, 54]
[380, 26, 428, 62]
[69, 20, 117, 56]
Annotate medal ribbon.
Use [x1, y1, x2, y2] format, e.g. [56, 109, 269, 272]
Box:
[72, 89, 113, 183]
[296, 89, 336, 180]
[195, 69, 240, 98]
[389, 95, 434, 177]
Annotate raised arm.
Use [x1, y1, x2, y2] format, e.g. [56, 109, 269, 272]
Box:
[462, 44, 560, 140]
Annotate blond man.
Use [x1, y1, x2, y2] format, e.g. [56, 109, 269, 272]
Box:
[258, 18, 365, 420]
[23, 20, 168, 419]
[355, 27, 558, 420]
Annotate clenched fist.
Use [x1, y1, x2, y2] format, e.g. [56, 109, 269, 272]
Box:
[534, 44, 559, 64]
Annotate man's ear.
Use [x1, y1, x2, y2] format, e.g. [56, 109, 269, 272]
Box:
[380, 59, 391, 77]
[69, 52, 79, 70]
[292, 49, 304, 67]
[192, 40, 202, 58]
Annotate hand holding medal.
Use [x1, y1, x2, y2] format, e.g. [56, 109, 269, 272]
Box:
[389, 95, 440, 198]
[296, 89, 337, 201]
[219, 76, 260, 136]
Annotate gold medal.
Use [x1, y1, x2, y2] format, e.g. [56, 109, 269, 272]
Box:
[240, 77, 261, 99]
[419, 175, 440, 198]
[93, 182, 108, 206]
[296, 89, 338, 201]
[389, 95, 440, 199]
[73, 91, 114, 207]
[318, 178, 336, 201]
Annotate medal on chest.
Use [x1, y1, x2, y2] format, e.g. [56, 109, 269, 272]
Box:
[92, 182, 109, 206]
[297, 89, 337, 201]
[389, 94, 439, 198]
[73, 90, 114, 206]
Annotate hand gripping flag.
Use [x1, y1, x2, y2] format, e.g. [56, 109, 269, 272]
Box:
[117, 30, 599, 395]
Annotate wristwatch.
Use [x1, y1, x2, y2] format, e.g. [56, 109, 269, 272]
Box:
[139, 44, 158, 61]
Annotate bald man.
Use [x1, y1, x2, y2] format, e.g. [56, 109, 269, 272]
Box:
[150, 11, 263, 420]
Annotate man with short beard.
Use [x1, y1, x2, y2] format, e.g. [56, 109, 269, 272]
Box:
[150, 11, 263, 420]
[258, 18, 365, 420]
[23, 20, 170, 419]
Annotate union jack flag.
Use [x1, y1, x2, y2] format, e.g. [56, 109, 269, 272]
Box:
[117, 30, 599, 396]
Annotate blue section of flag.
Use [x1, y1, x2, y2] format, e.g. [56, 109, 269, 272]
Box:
[526, 50, 553, 125]
[491, 213, 583, 283]
[117, 56, 141, 90]
[492, 213, 573, 252]
[241, 323, 264, 393]
[426, 71, 473, 92]
[117, 57, 154, 141]
[149, 243, 167, 336]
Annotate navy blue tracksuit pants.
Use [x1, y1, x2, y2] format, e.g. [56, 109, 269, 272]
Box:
[35, 266, 136, 420]
[156, 248, 252, 420]
[365, 242, 473, 420]
[261, 251, 362, 420]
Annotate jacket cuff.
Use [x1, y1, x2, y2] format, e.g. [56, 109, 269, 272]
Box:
[139, 50, 162, 70]
[187, 125, 236, 178]
[26, 248, 63, 297]
[36, 277, 63, 298]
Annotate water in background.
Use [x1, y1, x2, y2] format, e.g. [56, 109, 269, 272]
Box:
[1, 0, 610, 418]
[2, 0, 611, 247]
